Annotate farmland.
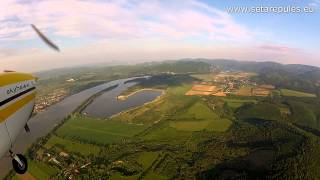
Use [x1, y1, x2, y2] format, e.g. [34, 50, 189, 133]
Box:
[5, 60, 320, 180]
[56, 114, 149, 145]
[13, 161, 58, 180]
[44, 136, 101, 156]
[169, 102, 232, 132]
[280, 88, 317, 97]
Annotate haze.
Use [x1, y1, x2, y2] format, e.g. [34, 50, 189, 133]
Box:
[0, 0, 319, 72]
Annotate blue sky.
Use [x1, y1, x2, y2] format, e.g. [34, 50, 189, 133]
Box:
[0, 0, 319, 72]
[205, 0, 320, 50]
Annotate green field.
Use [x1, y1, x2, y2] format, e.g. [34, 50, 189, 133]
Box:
[176, 102, 216, 120]
[109, 173, 140, 180]
[25, 161, 58, 179]
[169, 120, 212, 131]
[109, 152, 164, 180]
[170, 118, 232, 132]
[56, 114, 149, 144]
[137, 152, 160, 169]
[170, 102, 232, 132]
[223, 98, 257, 109]
[280, 89, 317, 97]
[45, 135, 101, 156]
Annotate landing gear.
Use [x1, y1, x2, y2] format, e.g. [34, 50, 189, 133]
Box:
[9, 151, 28, 174]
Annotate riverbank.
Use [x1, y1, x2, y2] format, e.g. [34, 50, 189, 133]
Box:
[117, 88, 165, 101]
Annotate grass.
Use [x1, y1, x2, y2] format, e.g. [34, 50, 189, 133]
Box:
[137, 152, 160, 169]
[169, 118, 232, 132]
[144, 173, 168, 180]
[109, 152, 164, 180]
[280, 89, 316, 97]
[171, 102, 232, 132]
[206, 118, 233, 132]
[169, 121, 212, 131]
[176, 102, 216, 120]
[27, 160, 58, 180]
[223, 98, 257, 109]
[109, 172, 167, 180]
[142, 122, 192, 143]
[45, 135, 101, 156]
[56, 114, 148, 144]
[109, 173, 140, 180]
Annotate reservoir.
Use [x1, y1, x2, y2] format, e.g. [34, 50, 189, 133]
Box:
[83, 83, 162, 118]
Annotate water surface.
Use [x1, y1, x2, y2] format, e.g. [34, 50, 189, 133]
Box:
[83, 83, 162, 118]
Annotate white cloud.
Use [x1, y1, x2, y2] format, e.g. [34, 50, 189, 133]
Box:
[0, 0, 318, 71]
[0, 0, 250, 41]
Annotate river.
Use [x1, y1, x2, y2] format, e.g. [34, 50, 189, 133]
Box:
[0, 76, 161, 178]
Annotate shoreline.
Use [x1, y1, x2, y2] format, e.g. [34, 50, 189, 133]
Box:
[110, 89, 166, 119]
[117, 88, 165, 101]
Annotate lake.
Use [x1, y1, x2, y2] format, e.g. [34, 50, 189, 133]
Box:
[83, 82, 162, 118]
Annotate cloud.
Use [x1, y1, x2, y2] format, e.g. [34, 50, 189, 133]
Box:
[259, 45, 300, 53]
[0, 0, 250, 42]
[0, 0, 318, 72]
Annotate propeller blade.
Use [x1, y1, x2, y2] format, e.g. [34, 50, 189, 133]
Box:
[31, 24, 60, 52]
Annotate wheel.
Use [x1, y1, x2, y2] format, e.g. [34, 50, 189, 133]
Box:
[12, 154, 28, 174]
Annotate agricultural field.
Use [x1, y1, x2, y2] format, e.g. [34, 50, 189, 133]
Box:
[56, 114, 149, 145]
[44, 136, 101, 156]
[280, 89, 317, 97]
[109, 152, 166, 180]
[8, 62, 320, 180]
[236, 86, 253, 96]
[170, 102, 232, 132]
[185, 84, 218, 96]
[13, 161, 58, 180]
[223, 98, 257, 109]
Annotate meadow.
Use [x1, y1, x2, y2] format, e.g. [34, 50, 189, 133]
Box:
[169, 102, 232, 132]
[45, 135, 101, 156]
[280, 89, 317, 97]
[109, 152, 167, 180]
[12, 161, 58, 180]
[222, 98, 257, 109]
[56, 114, 149, 145]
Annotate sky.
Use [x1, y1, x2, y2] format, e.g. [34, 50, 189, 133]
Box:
[0, 0, 319, 72]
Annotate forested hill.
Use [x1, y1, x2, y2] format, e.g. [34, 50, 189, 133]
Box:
[35, 59, 320, 95]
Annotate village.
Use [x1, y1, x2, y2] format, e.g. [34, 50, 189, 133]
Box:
[186, 71, 275, 97]
[34, 88, 68, 113]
